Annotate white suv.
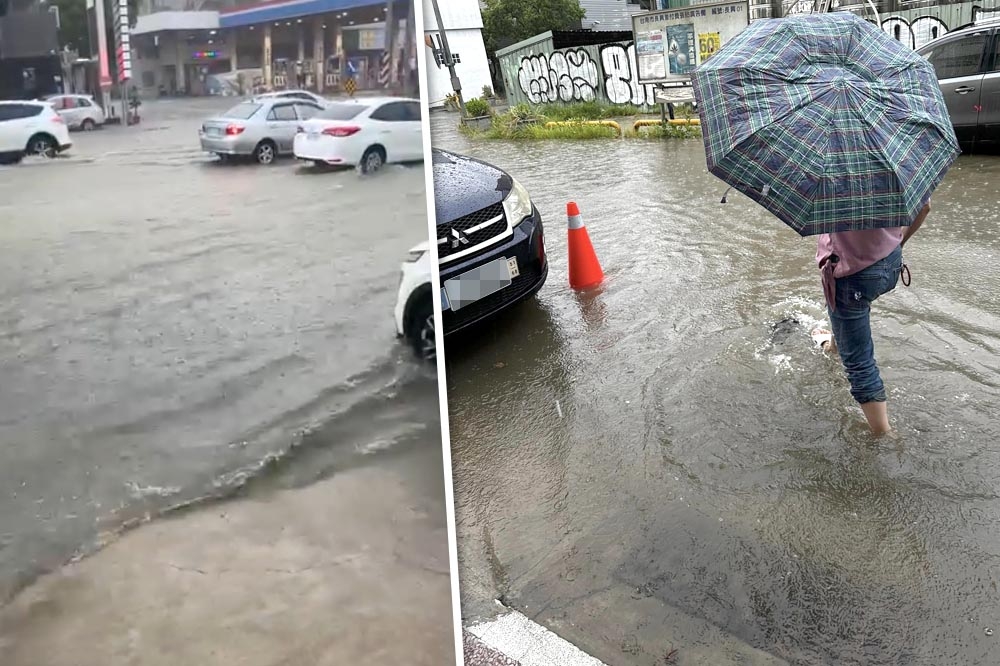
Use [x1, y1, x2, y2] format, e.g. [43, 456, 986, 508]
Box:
[0, 101, 72, 164]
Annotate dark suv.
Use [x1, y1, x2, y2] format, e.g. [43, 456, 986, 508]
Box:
[432, 149, 548, 335]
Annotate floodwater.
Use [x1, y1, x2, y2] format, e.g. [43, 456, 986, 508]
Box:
[0, 98, 441, 604]
[433, 113, 1000, 665]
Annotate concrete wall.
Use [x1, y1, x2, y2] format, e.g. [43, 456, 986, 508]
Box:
[497, 35, 658, 108]
[878, 0, 1000, 50]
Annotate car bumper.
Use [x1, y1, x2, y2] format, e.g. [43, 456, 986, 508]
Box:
[293, 134, 362, 165]
[200, 135, 251, 155]
[439, 205, 547, 336]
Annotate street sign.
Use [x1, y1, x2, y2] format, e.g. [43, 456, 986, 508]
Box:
[631, 0, 750, 85]
[655, 86, 696, 104]
[344, 77, 356, 96]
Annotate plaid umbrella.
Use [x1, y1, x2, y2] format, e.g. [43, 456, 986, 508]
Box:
[690, 12, 960, 236]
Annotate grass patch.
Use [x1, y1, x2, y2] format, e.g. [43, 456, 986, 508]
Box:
[628, 123, 702, 140]
[461, 118, 619, 140]
[536, 100, 644, 120]
[458, 102, 702, 140]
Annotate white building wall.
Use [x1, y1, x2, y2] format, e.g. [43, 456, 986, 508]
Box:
[422, 0, 492, 107]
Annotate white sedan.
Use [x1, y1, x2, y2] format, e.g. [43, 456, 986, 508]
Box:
[293, 96, 423, 172]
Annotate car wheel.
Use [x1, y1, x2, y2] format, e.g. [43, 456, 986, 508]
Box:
[359, 146, 385, 174]
[254, 140, 277, 165]
[81, 118, 96, 131]
[408, 297, 436, 362]
[26, 134, 56, 158]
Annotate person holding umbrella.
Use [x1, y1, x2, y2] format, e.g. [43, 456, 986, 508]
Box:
[810, 200, 932, 434]
[691, 12, 960, 435]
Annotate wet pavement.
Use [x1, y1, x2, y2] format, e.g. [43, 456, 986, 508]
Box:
[0, 97, 453, 661]
[432, 112, 1000, 665]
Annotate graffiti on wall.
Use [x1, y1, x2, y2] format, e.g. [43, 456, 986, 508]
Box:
[517, 48, 599, 103]
[515, 42, 657, 107]
[881, 15, 949, 50]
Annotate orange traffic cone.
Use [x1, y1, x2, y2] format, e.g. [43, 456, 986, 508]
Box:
[567, 201, 604, 290]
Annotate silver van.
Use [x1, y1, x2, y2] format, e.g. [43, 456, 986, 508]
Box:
[916, 19, 1000, 151]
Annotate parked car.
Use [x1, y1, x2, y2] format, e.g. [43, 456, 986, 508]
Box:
[198, 97, 324, 164]
[43, 94, 105, 131]
[394, 149, 548, 359]
[394, 241, 435, 359]
[251, 90, 329, 107]
[0, 100, 71, 163]
[293, 96, 423, 172]
[916, 19, 1000, 151]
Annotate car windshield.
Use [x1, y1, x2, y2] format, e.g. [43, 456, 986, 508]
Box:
[317, 103, 367, 120]
[223, 102, 262, 119]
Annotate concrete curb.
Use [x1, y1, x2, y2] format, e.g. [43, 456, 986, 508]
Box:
[465, 609, 608, 666]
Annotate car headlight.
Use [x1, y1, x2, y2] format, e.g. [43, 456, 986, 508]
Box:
[502, 177, 533, 227]
[405, 248, 427, 263]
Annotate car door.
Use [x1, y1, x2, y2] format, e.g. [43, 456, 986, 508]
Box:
[368, 102, 407, 162]
[920, 30, 990, 147]
[75, 96, 95, 125]
[978, 30, 1000, 147]
[266, 103, 299, 152]
[0, 105, 18, 152]
[402, 101, 424, 161]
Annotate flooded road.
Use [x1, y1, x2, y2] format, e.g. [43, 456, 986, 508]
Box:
[0, 97, 443, 608]
[432, 113, 1000, 665]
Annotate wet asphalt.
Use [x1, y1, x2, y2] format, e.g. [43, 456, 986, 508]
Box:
[0, 97, 441, 603]
[432, 112, 1000, 665]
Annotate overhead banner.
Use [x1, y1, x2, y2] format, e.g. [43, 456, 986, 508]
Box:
[632, 0, 750, 85]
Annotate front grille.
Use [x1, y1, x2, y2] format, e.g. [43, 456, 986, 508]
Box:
[438, 202, 507, 260]
[443, 261, 542, 333]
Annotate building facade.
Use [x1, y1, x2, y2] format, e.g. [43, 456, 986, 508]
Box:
[422, 0, 491, 107]
[130, 0, 416, 97]
[0, 0, 61, 99]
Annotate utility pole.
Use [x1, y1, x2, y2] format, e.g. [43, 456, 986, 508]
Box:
[428, 0, 465, 119]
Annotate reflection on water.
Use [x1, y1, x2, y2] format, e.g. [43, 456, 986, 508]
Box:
[436, 113, 1000, 664]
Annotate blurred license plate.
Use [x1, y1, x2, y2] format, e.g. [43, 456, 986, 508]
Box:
[206, 127, 221, 136]
[307, 131, 320, 140]
[443, 257, 518, 311]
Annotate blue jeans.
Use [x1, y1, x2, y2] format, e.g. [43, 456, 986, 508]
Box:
[827, 245, 903, 404]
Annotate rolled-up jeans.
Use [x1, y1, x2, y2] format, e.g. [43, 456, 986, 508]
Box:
[825, 244, 903, 404]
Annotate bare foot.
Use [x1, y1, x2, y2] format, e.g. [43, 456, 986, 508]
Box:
[811, 328, 837, 353]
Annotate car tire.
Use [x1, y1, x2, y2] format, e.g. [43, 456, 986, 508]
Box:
[26, 134, 56, 158]
[254, 140, 277, 165]
[407, 297, 436, 362]
[359, 146, 386, 174]
[81, 118, 96, 131]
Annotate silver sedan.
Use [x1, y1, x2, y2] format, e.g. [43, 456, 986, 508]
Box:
[198, 97, 324, 164]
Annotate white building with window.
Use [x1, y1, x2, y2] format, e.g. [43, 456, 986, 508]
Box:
[422, 0, 492, 107]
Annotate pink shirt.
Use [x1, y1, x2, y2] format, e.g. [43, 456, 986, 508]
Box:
[815, 227, 904, 278]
